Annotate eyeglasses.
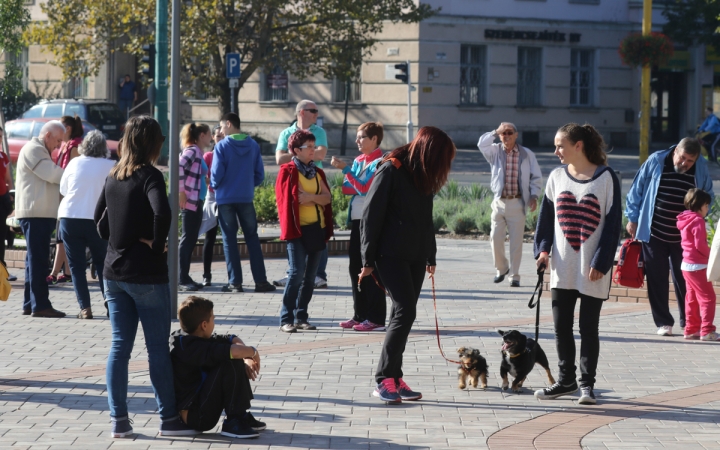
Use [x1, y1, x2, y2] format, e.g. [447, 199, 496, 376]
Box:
[356, 135, 369, 140]
[500, 131, 515, 136]
[299, 144, 315, 149]
[304, 109, 319, 114]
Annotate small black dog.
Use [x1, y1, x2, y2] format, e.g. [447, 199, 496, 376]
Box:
[498, 329, 555, 393]
[457, 347, 489, 390]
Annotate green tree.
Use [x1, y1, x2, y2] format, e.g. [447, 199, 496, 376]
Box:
[662, 0, 720, 48]
[0, 0, 32, 122]
[27, 0, 435, 116]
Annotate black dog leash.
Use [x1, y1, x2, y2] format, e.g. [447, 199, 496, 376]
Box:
[527, 264, 546, 343]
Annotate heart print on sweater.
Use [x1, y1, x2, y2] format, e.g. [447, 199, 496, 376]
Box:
[556, 191, 601, 251]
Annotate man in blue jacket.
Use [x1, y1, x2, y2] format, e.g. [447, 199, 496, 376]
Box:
[211, 113, 275, 293]
[625, 138, 713, 337]
[698, 107, 720, 162]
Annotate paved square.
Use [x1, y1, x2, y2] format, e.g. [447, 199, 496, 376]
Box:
[1, 239, 719, 449]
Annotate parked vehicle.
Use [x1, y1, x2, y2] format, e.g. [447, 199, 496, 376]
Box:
[4, 118, 119, 163]
[22, 99, 125, 140]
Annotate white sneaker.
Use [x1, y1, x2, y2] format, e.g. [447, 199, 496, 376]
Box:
[656, 325, 673, 336]
[273, 276, 288, 287]
[314, 276, 327, 288]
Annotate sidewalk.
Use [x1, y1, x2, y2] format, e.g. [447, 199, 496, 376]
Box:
[1, 239, 718, 449]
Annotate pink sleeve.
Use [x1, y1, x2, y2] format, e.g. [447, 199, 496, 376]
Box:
[694, 221, 711, 259]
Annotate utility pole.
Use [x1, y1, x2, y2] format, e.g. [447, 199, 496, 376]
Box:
[639, 0, 652, 164]
[155, 0, 169, 163]
[167, 0, 181, 316]
[406, 60, 413, 142]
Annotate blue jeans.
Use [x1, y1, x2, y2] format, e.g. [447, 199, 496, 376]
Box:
[59, 218, 108, 310]
[118, 99, 132, 118]
[19, 218, 55, 312]
[280, 239, 321, 325]
[104, 280, 177, 420]
[217, 202, 267, 285]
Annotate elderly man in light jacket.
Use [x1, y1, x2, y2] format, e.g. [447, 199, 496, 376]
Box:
[16, 121, 66, 318]
[478, 122, 542, 287]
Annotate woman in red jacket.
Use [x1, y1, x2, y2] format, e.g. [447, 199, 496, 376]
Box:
[275, 130, 333, 333]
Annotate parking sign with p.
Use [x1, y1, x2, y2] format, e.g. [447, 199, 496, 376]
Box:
[226, 53, 241, 79]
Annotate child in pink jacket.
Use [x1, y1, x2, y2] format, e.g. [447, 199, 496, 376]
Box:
[677, 188, 719, 341]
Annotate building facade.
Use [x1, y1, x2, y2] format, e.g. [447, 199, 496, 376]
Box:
[4, 0, 718, 151]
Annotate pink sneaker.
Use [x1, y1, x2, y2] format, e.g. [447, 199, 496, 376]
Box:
[339, 319, 360, 329]
[353, 320, 386, 332]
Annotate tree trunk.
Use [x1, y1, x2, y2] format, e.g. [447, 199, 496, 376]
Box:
[340, 80, 350, 156]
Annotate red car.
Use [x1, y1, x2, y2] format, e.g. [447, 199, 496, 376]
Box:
[4, 118, 119, 164]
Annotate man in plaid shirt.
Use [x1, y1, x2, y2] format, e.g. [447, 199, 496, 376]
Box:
[477, 123, 542, 287]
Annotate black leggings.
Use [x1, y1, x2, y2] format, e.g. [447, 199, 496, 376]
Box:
[551, 288, 603, 388]
[349, 220, 386, 325]
[203, 224, 218, 278]
[186, 359, 254, 432]
[374, 257, 426, 384]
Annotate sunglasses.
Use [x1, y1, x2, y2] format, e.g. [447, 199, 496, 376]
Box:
[304, 109, 319, 114]
[500, 131, 515, 136]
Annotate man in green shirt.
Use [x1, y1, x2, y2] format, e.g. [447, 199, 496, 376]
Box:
[275, 100, 328, 168]
[274, 99, 330, 288]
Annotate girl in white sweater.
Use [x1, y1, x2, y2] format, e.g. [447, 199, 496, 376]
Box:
[533, 123, 622, 405]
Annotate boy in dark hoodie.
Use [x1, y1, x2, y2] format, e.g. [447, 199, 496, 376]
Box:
[170, 296, 266, 438]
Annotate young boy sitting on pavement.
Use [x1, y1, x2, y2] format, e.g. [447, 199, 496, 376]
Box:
[170, 296, 266, 439]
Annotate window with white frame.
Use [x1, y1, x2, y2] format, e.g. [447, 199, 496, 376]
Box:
[517, 47, 542, 106]
[260, 64, 288, 102]
[333, 64, 361, 103]
[570, 49, 594, 106]
[460, 44, 487, 105]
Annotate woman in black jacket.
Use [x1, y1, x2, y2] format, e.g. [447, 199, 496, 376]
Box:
[359, 126, 456, 404]
[95, 116, 196, 438]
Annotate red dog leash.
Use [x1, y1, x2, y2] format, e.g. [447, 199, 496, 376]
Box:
[359, 271, 462, 365]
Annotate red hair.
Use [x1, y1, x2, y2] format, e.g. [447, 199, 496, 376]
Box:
[287, 129, 315, 155]
[382, 126, 456, 195]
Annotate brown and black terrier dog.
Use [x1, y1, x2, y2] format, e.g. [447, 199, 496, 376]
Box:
[498, 329, 555, 393]
[457, 347, 489, 390]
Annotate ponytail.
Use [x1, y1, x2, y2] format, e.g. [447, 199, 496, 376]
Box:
[60, 115, 83, 139]
[557, 122, 607, 166]
[180, 122, 210, 148]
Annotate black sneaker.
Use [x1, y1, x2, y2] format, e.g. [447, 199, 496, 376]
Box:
[110, 416, 133, 438]
[255, 281, 277, 292]
[202, 275, 212, 287]
[280, 323, 297, 333]
[220, 417, 259, 439]
[295, 322, 316, 330]
[534, 381, 579, 400]
[578, 386, 596, 405]
[242, 412, 267, 431]
[158, 416, 199, 436]
[179, 283, 200, 292]
[222, 284, 244, 293]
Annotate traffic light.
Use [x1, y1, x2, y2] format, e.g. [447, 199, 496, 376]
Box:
[142, 44, 156, 81]
[394, 62, 408, 84]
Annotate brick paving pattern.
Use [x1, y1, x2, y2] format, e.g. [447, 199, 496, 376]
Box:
[0, 239, 718, 449]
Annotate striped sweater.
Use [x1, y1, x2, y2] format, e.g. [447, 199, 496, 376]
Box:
[534, 165, 622, 299]
[178, 144, 204, 212]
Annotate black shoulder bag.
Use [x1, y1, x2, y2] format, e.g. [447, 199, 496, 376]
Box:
[299, 176, 326, 253]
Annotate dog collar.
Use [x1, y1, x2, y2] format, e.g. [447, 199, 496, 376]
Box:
[508, 348, 530, 359]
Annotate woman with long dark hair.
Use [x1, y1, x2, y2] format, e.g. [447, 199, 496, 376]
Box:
[95, 115, 196, 437]
[360, 126, 456, 403]
[534, 123, 621, 405]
